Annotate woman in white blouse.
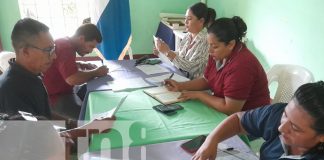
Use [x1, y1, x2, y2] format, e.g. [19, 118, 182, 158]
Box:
[155, 2, 216, 79]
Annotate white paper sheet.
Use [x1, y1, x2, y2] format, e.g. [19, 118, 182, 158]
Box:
[91, 109, 116, 121]
[77, 60, 124, 73]
[217, 143, 259, 160]
[153, 35, 174, 66]
[108, 77, 152, 91]
[91, 95, 128, 121]
[136, 64, 170, 75]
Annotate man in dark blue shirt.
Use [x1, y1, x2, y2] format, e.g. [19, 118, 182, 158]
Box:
[0, 18, 56, 119]
[192, 81, 324, 160]
[0, 18, 115, 159]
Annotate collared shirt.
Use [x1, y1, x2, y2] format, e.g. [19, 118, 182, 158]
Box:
[215, 59, 227, 71]
[241, 103, 324, 160]
[43, 37, 79, 95]
[204, 43, 270, 110]
[172, 29, 209, 79]
[279, 136, 306, 159]
[0, 61, 51, 119]
[214, 44, 243, 71]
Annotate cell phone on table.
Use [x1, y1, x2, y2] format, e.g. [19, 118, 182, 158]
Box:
[146, 59, 161, 65]
[181, 135, 207, 153]
[152, 104, 183, 115]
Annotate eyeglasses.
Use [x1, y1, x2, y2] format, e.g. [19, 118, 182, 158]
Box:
[27, 43, 56, 56]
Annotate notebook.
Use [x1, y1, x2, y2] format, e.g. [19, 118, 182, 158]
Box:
[145, 73, 190, 86]
[91, 95, 128, 120]
[143, 86, 181, 105]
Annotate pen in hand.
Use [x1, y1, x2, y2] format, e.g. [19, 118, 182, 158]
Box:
[163, 73, 174, 86]
[168, 73, 174, 79]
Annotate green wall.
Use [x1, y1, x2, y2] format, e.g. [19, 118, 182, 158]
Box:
[207, 0, 324, 81]
[0, 0, 20, 51]
[129, 0, 199, 54]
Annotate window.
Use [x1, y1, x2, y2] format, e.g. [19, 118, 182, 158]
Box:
[18, 0, 91, 39]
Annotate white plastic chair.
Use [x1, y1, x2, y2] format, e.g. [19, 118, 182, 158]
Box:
[0, 51, 15, 73]
[95, 36, 133, 60]
[267, 64, 314, 103]
[249, 64, 315, 156]
[118, 35, 133, 60]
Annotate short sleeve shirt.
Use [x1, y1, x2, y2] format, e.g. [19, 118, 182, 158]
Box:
[43, 38, 78, 95]
[204, 43, 270, 110]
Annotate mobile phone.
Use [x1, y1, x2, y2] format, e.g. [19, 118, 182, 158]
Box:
[153, 104, 183, 114]
[135, 55, 150, 65]
[181, 135, 207, 153]
[146, 59, 161, 65]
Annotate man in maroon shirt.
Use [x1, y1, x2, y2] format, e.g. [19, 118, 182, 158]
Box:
[43, 23, 109, 120]
[44, 24, 108, 96]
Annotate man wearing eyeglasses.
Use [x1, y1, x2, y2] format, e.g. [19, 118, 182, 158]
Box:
[0, 19, 115, 159]
[0, 18, 56, 119]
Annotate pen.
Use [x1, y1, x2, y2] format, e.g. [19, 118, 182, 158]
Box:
[168, 73, 174, 79]
[101, 59, 104, 65]
[163, 73, 174, 86]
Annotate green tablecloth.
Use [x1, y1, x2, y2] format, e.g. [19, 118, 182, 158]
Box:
[85, 89, 228, 151]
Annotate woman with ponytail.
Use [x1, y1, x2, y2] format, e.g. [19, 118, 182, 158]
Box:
[165, 16, 270, 115]
[155, 2, 216, 79]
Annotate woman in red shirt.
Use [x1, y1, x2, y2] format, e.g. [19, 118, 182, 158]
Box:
[165, 16, 270, 115]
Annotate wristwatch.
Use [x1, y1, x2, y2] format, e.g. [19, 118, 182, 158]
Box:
[165, 50, 169, 57]
[166, 50, 173, 57]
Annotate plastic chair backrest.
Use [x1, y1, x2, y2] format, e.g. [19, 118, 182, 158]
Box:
[267, 64, 314, 104]
[0, 51, 15, 73]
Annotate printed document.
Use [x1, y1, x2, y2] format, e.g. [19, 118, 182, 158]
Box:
[108, 77, 152, 91]
[153, 35, 174, 66]
[136, 64, 170, 75]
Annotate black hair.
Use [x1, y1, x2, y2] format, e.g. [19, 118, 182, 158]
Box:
[189, 2, 216, 27]
[74, 23, 102, 43]
[293, 81, 324, 134]
[11, 18, 49, 52]
[207, 16, 247, 44]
